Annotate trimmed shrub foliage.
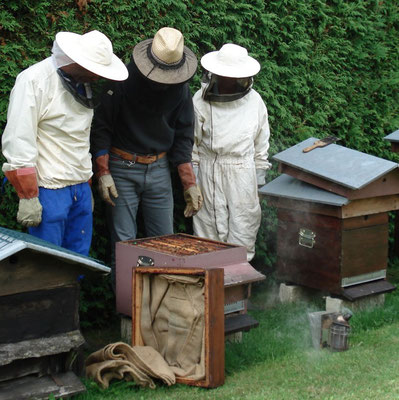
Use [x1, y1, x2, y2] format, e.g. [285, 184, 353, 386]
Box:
[1, 0, 399, 324]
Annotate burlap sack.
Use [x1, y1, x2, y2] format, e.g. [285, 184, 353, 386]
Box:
[103, 342, 175, 385]
[141, 274, 206, 381]
[86, 273, 207, 389]
[85, 342, 175, 389]
[85, 358, 155, 389]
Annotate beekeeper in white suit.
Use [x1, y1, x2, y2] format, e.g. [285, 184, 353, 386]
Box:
[192, 43, 271, 261]
[2, 30, 128, 255]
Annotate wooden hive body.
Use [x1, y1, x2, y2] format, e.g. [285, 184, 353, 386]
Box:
[384, 129, 399, 258]
[275, 205, 389, 295]
[132, 267, 225, 388]
[260, 168, 397, 299]
[116, 234, 265, 334]
[0, 227, 109, 399]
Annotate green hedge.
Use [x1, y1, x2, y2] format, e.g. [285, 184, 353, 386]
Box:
[1, 0, 399, 324]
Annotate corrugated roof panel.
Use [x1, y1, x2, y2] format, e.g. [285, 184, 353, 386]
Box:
[273, 137, 398, 190]
[384, 129, 399, 143]
[259, 174, 349, 206]
[0, 227, 110, 273]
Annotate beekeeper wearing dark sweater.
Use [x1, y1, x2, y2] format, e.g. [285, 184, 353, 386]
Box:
[91, 28, 203, 267]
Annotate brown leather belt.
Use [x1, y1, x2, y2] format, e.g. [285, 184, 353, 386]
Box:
[110, 147, 167, 165]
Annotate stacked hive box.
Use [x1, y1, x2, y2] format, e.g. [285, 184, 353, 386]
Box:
[384, 129, 399, 257]
[0, 227, 110, 400]
[259, 138, 397, 300]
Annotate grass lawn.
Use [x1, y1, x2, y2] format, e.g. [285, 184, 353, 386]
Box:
[74, 265, 399, 400]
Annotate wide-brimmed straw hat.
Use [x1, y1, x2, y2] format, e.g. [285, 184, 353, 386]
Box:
[56, 30, 128, 81]
[133, 27, 198, 84]
[201, 43, 260, 78]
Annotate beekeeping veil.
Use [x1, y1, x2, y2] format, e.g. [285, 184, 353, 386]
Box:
[200, 43, 260, 102]
[51, 30, 128, 108]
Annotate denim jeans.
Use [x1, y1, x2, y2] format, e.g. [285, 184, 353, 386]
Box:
[108, 155, 174, 279]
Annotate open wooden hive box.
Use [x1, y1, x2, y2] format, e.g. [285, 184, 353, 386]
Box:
[132, 266, 224, 388]
[116, 234, 265, 335]
[0, 227, 110, 400]
[259, 138, 397, 300]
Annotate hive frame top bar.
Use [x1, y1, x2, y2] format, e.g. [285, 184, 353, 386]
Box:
[122, 233, 239, 256]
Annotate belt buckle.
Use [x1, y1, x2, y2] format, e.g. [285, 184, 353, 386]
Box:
[125, 153, 137, 167]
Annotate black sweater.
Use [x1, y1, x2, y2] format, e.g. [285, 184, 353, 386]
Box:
[90, 58, 194, 167]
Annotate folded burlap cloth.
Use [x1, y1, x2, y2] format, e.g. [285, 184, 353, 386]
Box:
[85, 342, 176, 389]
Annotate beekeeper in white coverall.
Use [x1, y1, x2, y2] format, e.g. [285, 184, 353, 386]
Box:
[1, 30, 128, 255]
[192, 43, 271, 261]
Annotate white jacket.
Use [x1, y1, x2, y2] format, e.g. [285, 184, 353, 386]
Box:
[192, 87, 271, 261]
[192, 88, 271, 170]
[2, 57, 93, 188]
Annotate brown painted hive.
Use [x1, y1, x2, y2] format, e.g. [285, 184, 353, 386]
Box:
[259, 138, 398, 300]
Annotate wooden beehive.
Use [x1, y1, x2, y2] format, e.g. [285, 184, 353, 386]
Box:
[116, 234, 265, 334]
[259, 138, 398, 299]
[384, 129, 399, 153]
[384, 129, 399, 257]
[0, 227, 110, 400]
[132, 266, 224, 388]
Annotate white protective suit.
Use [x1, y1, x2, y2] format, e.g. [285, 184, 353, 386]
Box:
[192, 86, 271, 261]
[2, 57, 93, 188]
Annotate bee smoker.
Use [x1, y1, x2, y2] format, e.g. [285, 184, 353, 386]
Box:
[329, 313, 351, 351]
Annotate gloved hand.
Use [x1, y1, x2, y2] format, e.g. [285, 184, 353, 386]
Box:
[183, 185, 203, 217]
[4, 167, 41, 226]
[177, 162, 203, 218]
[256, 169, 266, 187]
[98, 174, 118, 207]
[17, 197, 42, 227]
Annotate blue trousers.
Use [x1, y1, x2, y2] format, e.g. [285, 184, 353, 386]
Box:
[29, 182, 92, 256]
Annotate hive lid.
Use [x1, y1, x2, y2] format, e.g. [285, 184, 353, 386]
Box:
[384, 129, 399, 143]
[273, 137, 398, 190]
[223, 262, 265, 287]
[0, 227, 110, 274]
[259, 174, 349, 206]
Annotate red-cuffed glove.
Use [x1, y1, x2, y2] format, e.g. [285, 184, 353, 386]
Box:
[177, 163, 203, 218]
[5, 167, 42, 227]
[94, 154, 118, 206]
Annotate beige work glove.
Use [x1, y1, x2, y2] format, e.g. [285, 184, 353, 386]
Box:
[98, 174, 118, 206]
[183, 185, 203, 218]
[17, 197, 42, 227]
[177, 162, 203, 218]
